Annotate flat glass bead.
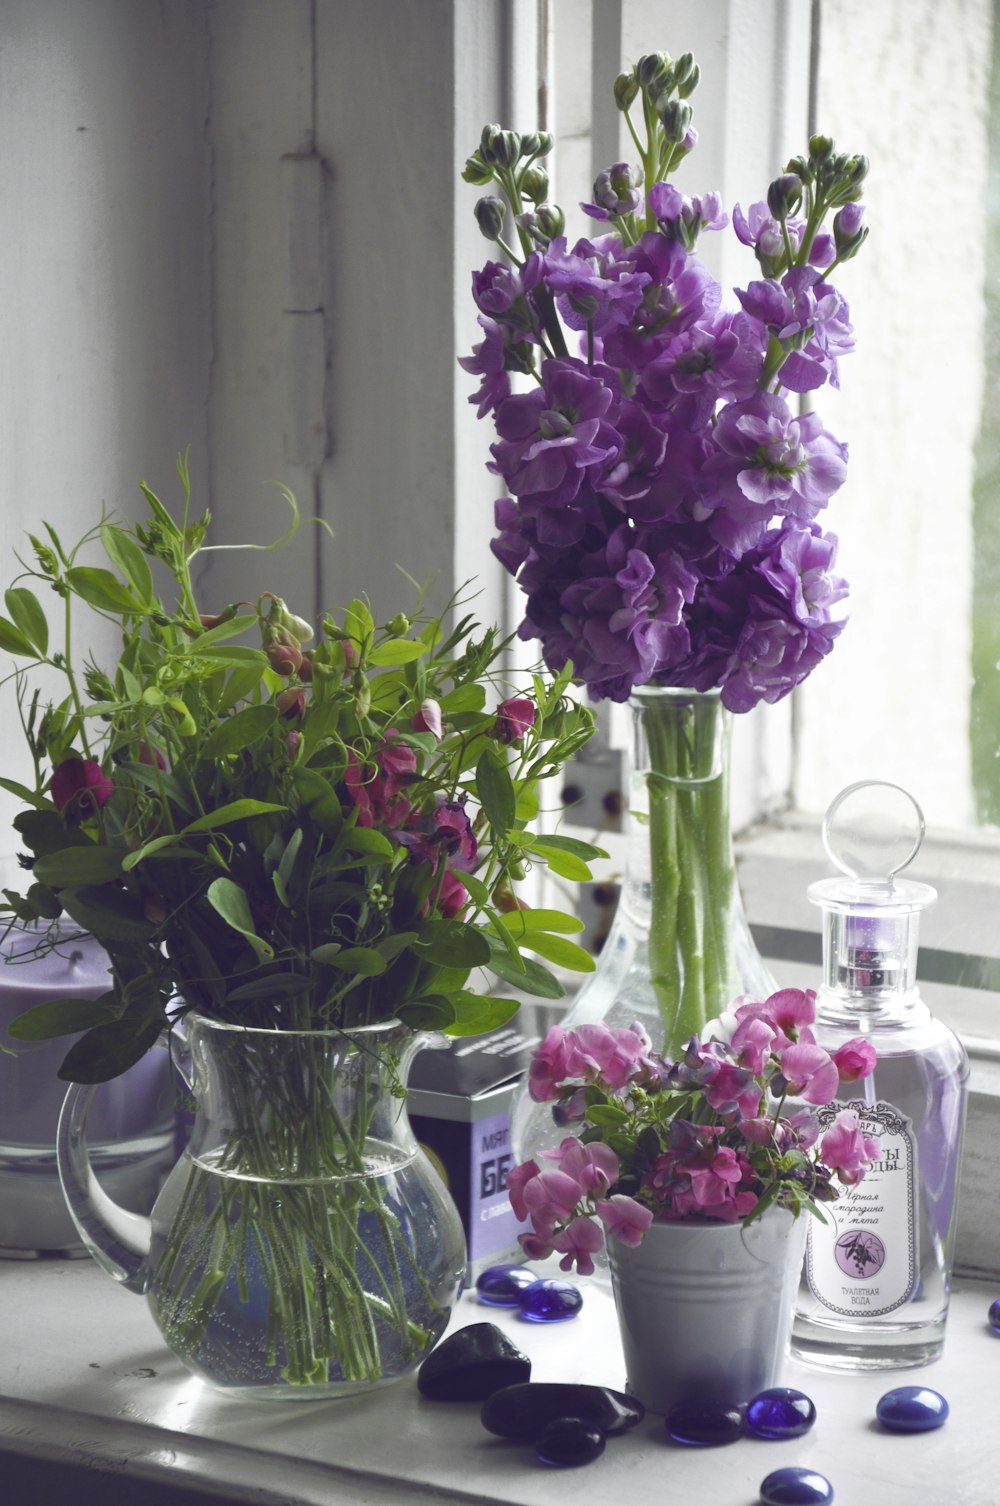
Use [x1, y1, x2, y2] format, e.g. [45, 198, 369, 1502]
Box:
[876, 1386, 949, 1433]
[759, 1466, 834, 1505]
[664, 1399, 745, 1447]
[536, 1417, 606, 1467]
[746, 1387, 817, 1440]
[476, 1264, 538, 1307]
[988, 1297, 1000, 1333]
[517, 1279, 583, 1323]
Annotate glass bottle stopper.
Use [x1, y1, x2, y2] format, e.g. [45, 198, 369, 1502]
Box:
[810, 780, 935, 995]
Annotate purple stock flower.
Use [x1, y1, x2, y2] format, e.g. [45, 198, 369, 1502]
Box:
[458, 316, 512, 418]
[489, 358, 620, 508]
[543, 235, 650, 336]
[698, 392, 848, 553]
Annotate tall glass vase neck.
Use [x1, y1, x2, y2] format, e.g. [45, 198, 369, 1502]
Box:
[513, 685, 773, 1166]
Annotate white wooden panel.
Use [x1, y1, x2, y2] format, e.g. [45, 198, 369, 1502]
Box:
[0, 0, 212, 861]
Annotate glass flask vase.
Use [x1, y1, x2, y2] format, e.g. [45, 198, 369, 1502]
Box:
[514, 687, 774, 1161]
[58, 1017, 467, 1400]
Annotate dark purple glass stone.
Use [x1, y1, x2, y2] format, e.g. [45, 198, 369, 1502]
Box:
[759, 1467, 834, 1505]
[746, 1387, 817, 1440]
[517, 1278, 583, 1323]
[664, 1398, 746, 1447]
[535, 1417, 606, 1467]
[988, 1297, 1000, 1333]
[876, 1386, 949, 1433]
[482, 1383, 644, 1440]
[476, 1264, 539, 1307]
[417, 1322, 531, 1402]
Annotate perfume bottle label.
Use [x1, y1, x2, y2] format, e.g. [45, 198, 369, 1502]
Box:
[805, 1099, 917, 1318]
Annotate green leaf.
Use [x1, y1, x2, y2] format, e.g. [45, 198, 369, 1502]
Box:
[59, 884, 156, 943]
[100, 525, 154, 605]
[205, 878, 274, 962]
[367, 639, 429, 667]
[188, 644, 268, 666]
[309, 943, 343, 964]
[57, 1015, 164, 1084]
[200, 704, 278, 758]
[397, 997, 457, 1032]
[292, 767, 343, 838]
[120, 836, 182, 871]
[0, 776, 51, 811]
[65, 566, 142, 615]
[7, 995, 117, 1041]
[13, 809, 89, 858]
[182, 799, 286, 833]
[344, 598, 375, 646]
[225, 973, 310, 1003]
[485, 940, 565, 999]
[443, 992, 520, 1037]
[33, 846, 124, 887]
[4, 588, 48, 654]
[0, 614, 36, 656]
[459, 871, 491, 907]
[413, 920, 491, 968]
[334, 947, 387, 976]
[585, 1103, 631, 1129]
[498, 908, 585, 936]
[439, 684, 486, 715]
[190, 615, 258, 647]
[518, 933, 596, 973]
[341, 826, 394, 859]
[522, 833, 609, 860]
[475, 746, 515, 837]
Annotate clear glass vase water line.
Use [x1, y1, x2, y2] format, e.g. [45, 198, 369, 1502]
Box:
[513, 686, 774, 1163]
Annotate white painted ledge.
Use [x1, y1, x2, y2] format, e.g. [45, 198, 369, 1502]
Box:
[0, 1257, 996, 1505]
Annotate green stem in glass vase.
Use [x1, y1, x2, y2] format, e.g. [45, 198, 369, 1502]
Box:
[642, 691, 735, 1056]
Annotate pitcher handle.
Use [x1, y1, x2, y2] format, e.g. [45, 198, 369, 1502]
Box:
[57, 1081, 152, 1293]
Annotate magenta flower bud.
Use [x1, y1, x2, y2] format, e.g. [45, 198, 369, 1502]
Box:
[491, 696, 536, 744]
[831, 1036, 876, 1082]
[411, 698, 443, 740]
[286, 730, 302, 760]
[50, 757, 114, 814]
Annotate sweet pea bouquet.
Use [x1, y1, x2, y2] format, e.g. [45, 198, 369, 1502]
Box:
[509, 988, 878, 1274]
[0, 459, 601, 1083]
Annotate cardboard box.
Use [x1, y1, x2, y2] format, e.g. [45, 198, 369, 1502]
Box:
[408, 1004, 559, 1278]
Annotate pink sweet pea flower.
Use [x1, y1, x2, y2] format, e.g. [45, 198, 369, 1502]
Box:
[596, 1194, 654, 1247]
[491, 696, 536, 744]
[778, 1029, 840, 1105]
[556, 1138, 619, 1194]
[572, 1022, 648, 1090]
[703, 1061, 762, 1120]
[729, 1012, 779, 1073]
[832, 1037, 877, 1082]
[820, 1109, 879, 1185]
[345, 734, 416, 829]
[735, 988, 817, 1049]
[506, 1159, 540, 1223]
[50, 757, 114, 814]
[552, 1214, 605, 1275]
[522, 1168, 584, 1227]
[519, 1229, 557, 1260]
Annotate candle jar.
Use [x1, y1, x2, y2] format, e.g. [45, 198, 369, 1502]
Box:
[0, 924, 175, 1257]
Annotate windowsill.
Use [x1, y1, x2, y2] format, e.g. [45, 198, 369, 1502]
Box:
[0, 1257, 995, 1505]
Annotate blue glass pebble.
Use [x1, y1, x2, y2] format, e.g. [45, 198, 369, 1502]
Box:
[517, 1278, 583, 1323]
[476, 1264, 539, 1307]
[988, 1297, 1000, 1333]
[746, 1387, 817, 1440]
[759, 1466, 834, 1505]
[876, 1386, 949, 1433]
[665, 1398, 746, 1447]
[536, 1416, 606, 1467]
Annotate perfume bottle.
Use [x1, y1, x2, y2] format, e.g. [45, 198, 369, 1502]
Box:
[791, 781, 969, 1370]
